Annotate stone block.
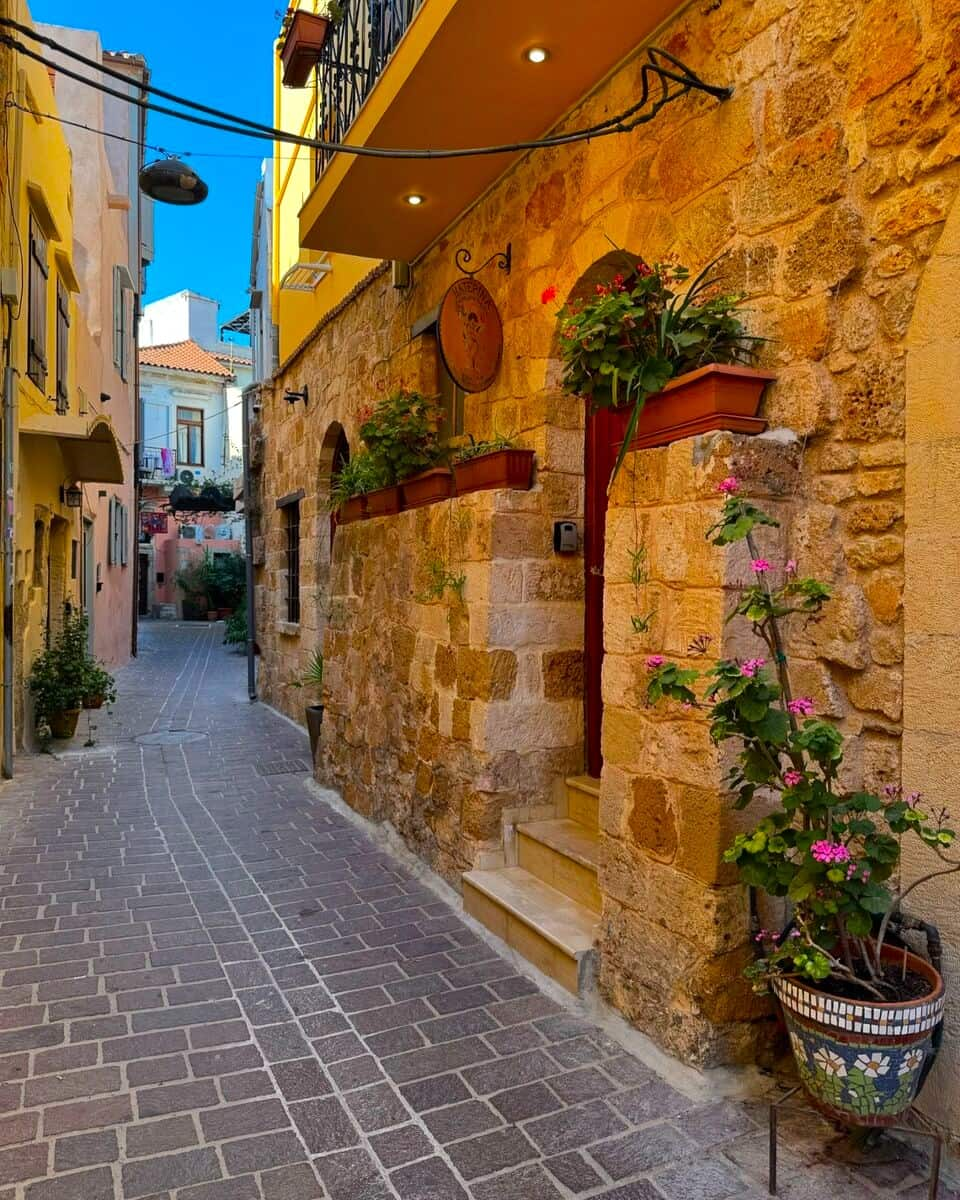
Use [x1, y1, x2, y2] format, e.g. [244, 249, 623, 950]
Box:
[655, 90, 756, 206]
[542, 650, 584, 700]
[783, 204, 865, 297]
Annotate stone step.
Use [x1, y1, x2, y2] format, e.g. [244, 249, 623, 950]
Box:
[462, 866, 598, 995]
[516, 819, 601, 913]
[565, 775, 600, 831]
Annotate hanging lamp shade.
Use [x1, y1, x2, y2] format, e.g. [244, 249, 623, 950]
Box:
[139, 157, 208, 206]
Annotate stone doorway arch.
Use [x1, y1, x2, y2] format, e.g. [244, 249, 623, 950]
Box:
[902, 193, 960, 1144]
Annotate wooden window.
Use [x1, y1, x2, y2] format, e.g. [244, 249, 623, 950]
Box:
[70, 539, 78, 580]
[55, 279, 70, 412]
[176, 407, 204, 466]
[108, 499, 129, 567]
[438, 355, 465, 441]
[284, 501, 301, 624]
[28, 216, 48, 389]
[112, 266, 129, 380]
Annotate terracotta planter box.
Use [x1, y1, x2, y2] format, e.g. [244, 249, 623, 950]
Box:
[452, 449, 535, 496]
[280, 10, 331, 87]
[338, 495, 367, 524]
[48, 708, 80, 740]
[402, 468, 453, 509]
[627, 363, 776, 451]
[365, 484, 403, 518]
[775, 943, 945, 1127]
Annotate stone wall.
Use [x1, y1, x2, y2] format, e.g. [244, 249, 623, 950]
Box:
[320, 489, 583, 884]
[255, 0, 960, 1131]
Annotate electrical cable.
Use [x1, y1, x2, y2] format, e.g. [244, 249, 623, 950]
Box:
[0, 19, 731, 162]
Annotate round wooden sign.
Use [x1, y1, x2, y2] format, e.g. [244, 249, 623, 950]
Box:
[438, 277, 503, 393]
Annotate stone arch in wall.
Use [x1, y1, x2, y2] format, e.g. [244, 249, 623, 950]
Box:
[902, 193, 960, 1143]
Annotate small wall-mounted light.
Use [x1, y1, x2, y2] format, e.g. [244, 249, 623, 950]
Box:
[524, 46, 550, 64]
[62, 484, 82, 509]
[284, 386, 309, 408]
[404, 193, 425, 207]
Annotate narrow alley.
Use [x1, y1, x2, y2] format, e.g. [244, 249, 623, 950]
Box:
[0, 623, 946, 1200]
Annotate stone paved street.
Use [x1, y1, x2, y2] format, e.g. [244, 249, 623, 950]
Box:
[0, 622, 952, 1200]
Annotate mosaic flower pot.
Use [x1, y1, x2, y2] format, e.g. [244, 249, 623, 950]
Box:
[774, 944, 945, 1126]
[452, 449, 535, 496]
[365, 484, 402, 518]
[626, 363, 776, 451]
[402, 468, 453, 509]
[338, 495, 366, 524]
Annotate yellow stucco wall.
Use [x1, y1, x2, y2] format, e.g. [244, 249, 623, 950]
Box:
[272, 1, 378, 361]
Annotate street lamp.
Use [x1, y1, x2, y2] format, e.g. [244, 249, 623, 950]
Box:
[139, 157, 209, 205]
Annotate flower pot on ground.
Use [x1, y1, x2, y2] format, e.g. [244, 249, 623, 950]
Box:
[626, 363, 776, 451]
[81, 660, 116, 712]
[775, 942, 944, 1125]
[280, 9, 334, 88]
[365, 484, 403, 518]
[402, 467, 453, 509]
[83, 695, 104, 710]
[48, 708, 81, 740]
[644, 479, 957, 1130]
[206, 611, 219, 622]
[305, 704, 324, 761]
[453, 448, 535, 495]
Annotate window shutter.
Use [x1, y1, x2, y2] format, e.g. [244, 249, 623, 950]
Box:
[120, 504, 129, 566]
[113, 267, 123, 370]
[55, 279, 70, 413]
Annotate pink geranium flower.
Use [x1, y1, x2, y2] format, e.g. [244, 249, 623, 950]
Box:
[717, 477, 739, 494]
[645, 655, 665, 671]
[811, 840, 851, 865]
[787, 697, 815, 716]
[783, 770, 804, 788]
[785, 559, 798, 575]
[751, 558, 772, 574]
[740, 657, 766, 678]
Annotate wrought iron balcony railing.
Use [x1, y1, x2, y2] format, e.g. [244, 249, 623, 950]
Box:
[314, 0, 425, 179]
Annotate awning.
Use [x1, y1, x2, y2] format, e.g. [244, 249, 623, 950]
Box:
[22, 416, 125, 484]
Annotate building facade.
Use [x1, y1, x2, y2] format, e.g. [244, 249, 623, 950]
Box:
[254, 0, 960, 1153]
[1, 0, 150, 758]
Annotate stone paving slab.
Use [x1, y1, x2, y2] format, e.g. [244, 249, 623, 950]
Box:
[0, 622, 951, 1200]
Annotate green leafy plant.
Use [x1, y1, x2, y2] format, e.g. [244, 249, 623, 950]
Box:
[644, 477, 958, 1000]
[82, 661, 117, 707]
[628, 544, 657, 635]
[175, 550, 245, 612]
[28, 610, 91, 722]
[453, 432, 515, 463]
[359, 389, 444, 484]
[224, 604, 247, 647]
[289, 648, 324, 696]
[327, 450, 389, 509]
[417, 558, 466, 603]
[546, 253, 763, 481]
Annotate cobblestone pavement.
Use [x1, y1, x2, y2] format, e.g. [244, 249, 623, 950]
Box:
[0, 622, 952, 1200]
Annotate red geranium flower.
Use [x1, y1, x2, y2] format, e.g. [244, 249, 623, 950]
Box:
[636, 261, 653, 277]
[540, 285, 558, 305]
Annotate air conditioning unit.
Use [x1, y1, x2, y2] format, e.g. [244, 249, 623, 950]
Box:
[179, 469, 195, 485]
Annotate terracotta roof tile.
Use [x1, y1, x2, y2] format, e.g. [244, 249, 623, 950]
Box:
[138, 340, 234, 378]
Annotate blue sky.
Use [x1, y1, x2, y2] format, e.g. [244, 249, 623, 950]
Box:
[32, 0, 280, 327]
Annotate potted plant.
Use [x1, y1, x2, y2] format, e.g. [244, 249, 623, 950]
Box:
[328, 451, 387, 524]
[82, 661, 117, 710]
[27, 610, 90, 740]
[548, 256, 772, 479]
[359, 389, 444, 517]
[451, 433, 535, 496]
[645, 479, 956, 1126]
[280, 3, 343, 88]
[290, 648, 325, 761]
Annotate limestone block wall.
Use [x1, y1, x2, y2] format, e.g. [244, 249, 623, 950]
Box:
[600, 431, 802, 1066]
[319, 488, 585, 886]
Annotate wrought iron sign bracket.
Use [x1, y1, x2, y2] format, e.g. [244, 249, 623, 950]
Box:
[455, 243, 511, 278]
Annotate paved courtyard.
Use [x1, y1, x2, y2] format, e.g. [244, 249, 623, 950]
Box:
[0, 622, 950, 1200]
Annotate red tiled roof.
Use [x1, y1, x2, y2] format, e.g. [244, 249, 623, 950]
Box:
[138, 340, 234, 378]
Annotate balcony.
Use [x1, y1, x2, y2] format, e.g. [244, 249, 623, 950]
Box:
[139, 448, 176, 484]
[299, 0, 685, 261]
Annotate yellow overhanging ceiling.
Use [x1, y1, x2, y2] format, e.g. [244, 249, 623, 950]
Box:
[22, 416, 125, 484]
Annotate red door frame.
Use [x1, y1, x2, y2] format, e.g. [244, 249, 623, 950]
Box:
[583, 403, 632, 778]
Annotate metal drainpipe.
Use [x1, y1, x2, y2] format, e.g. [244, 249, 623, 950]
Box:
[1, 70, 25, 779]
[131, 64, 148, 659]
[241, 382, 257, 701]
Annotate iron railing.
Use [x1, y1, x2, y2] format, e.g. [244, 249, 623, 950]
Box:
[314, 0, 424, 179]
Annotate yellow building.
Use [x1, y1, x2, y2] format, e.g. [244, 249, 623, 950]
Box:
[1, 0, 129, 760]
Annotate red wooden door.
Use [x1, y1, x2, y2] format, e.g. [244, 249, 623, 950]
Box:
[583, 403, 632, 778]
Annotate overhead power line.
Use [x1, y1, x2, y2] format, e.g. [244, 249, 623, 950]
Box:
[0, 17, 731, 162]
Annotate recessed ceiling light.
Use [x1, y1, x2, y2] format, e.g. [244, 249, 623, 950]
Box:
[405, 193, 425, 207]
[524, 46, 549, 64]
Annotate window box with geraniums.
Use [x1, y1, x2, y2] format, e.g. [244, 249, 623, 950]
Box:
[545, 257, 773, 476]
[358, 389, 445, 517]
[328, 451, 387, 524]
[644, 479, 957, 1127]
[451, 434, 535, 496]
